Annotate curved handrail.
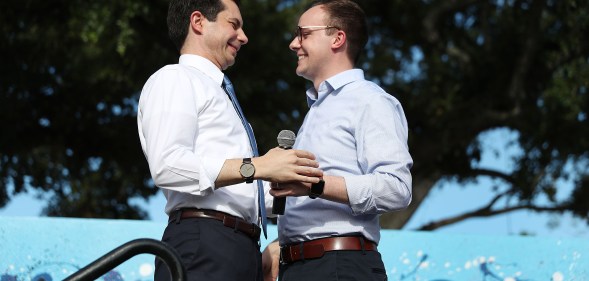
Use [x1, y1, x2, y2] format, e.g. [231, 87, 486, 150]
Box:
[63, 238, 186, 281]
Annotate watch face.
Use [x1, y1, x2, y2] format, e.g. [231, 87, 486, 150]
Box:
[240, 163, 255, 178]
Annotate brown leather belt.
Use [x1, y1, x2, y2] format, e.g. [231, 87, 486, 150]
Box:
[280, 236, 377, 264]
[169, 208, 260, 241]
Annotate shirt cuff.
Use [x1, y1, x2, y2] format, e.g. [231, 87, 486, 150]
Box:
[201, 156, 226, 191]
[342, 174, 374, 215]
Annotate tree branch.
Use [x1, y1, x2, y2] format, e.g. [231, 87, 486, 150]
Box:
[468, 168, 516, 185]
[416, 191, 569, 231]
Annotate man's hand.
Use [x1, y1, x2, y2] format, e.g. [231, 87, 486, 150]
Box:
[269, 181, 311, 198]
[262, 241, 281, 281]
[271, 175, 350, 204]
[254, 147, 323, 183]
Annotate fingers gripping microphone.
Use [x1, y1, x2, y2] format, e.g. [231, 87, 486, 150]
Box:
[272, 130, 296, 215]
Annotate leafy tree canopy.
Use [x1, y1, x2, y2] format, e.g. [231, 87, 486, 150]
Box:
[1, 0, 587, 231]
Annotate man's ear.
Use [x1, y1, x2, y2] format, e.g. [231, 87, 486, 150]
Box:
[190, 11, 205, 34]
[332, 30, 346, 49]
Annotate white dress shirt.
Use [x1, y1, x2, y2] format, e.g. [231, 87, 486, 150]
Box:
[278, 69, 413, 244]
[137, 54, 261, 224]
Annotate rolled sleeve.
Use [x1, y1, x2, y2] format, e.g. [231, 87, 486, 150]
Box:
[346, 94, 413, 215]
[345, 171, 412, 215]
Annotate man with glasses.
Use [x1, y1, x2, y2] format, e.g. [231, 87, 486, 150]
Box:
[262, 1, 413, 280]
[138, 0, 323, 280]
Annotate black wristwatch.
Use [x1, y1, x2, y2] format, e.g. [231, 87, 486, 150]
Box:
[239, 158, 255, 183]
[309, 179, 325, 199]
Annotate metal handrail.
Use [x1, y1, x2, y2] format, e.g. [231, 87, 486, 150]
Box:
[64, 238, 186, 281]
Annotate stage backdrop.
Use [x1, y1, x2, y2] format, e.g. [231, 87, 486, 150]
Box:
[1, 216, 587, 281]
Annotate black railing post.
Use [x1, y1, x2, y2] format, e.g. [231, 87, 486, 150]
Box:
[64, 238, 186, 281]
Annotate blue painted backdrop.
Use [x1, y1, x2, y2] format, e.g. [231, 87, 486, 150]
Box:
[1, 217, 587, 280]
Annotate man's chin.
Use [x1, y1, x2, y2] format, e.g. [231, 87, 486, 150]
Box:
[222, 58, 236, 70]
[295, 67, 307, 78]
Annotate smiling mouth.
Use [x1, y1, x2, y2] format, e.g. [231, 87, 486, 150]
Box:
[228, 43, 240, 53]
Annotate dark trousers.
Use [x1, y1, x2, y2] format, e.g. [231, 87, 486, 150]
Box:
[155, 217, 262, 281]
[279, 251, 387, 281]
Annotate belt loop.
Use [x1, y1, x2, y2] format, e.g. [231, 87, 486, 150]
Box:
[234, 219, 239, 233]
[252, 224, 260, 246]
[175, 209, 182, 224]
[299, 242, 305, 262]
[359, 237, 366, 255]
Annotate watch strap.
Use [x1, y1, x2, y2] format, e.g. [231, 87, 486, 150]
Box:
[309, 179, 325, 199]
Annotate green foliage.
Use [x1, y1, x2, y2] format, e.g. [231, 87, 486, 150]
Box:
[1, 0, 588, 230]
[0, 0, 172, 218]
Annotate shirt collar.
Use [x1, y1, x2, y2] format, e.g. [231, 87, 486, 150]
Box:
[179, 54, 225, 86]
[306, 69, 365, 107]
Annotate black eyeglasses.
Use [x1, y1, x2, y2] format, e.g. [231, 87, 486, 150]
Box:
[293, 25, 340, 42]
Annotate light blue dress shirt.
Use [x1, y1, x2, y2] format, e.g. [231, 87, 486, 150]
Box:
[278, 69, 413, 245]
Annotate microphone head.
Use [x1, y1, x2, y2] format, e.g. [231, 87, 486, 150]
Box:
[277, 130, 296, 149]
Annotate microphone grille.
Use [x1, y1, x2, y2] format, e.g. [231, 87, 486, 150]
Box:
[277, 130, 296, 148]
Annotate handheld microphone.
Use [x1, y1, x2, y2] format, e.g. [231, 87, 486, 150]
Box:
[272, 130, 296, 215]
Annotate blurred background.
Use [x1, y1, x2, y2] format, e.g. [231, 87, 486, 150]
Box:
[1, 0, 588, 238]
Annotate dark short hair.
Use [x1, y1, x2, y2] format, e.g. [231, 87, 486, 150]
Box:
[307, 0, 368, 63]
[167, 0, 240, 52]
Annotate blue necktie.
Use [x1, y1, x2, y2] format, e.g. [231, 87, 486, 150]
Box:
[222, 76, 267, 238]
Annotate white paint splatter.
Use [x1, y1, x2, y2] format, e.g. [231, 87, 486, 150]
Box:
[403, 258, 411, 265]
[464, 261, 472, 269]
[419, 261, 429, 269]
[478, 256, 486, 263]
[552, 272, 564, 281]
[504, 277, 516, 281]
[444, 262, 451, 268]
[569, 263, 576, 271]
[140, 263, 154, 276]
[417, 250, 423, 257]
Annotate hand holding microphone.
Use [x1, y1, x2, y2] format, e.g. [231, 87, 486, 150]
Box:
[272, 130, 296, 215]
[260, 130, 322, 215]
